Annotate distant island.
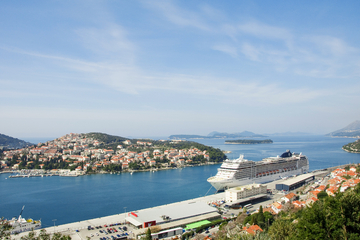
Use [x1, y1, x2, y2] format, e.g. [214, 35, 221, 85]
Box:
[225, 139, 273, 144]
[327, 120, 360, 138]
[169, 131, 268, 139]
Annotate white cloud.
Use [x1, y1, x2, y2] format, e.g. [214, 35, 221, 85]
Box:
[212, 44, 238, 58]
[237, 22, 293, 43]
[75, 24, 136, 62]
[240, 42, 261, 61]
[143, 0, 211, 31]
[143, 1, 360, 79]
[2, 42, 328, 106]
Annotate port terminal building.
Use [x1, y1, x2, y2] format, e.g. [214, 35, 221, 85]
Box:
[275, 173, 315, 191]
[125, 201, 220, 238]
[222, 184, 268, 207]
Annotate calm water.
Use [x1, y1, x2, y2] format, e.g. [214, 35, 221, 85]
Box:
[1, 135, 359, 227]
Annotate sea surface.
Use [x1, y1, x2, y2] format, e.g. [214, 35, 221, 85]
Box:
[1, 135, 359, 228]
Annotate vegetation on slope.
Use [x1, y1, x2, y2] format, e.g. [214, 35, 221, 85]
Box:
[213, 183, 360, 240]
[0, 133, 33, 149]
[85, 132, 129, 144]
[343, 139, 360, 153]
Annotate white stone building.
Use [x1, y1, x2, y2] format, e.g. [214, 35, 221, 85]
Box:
[225, 184, 267, 203]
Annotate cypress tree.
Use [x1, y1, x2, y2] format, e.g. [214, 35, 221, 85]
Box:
[145, 228, 152, 240]
[257, 205, 265, 223]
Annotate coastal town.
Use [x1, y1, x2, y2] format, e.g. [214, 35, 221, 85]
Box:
[0, 133, 225, 176]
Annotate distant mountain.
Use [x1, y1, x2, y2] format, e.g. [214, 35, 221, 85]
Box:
[208, 131, 267, 138]
[266, 132, 313, 136]
[327, 121, 360, 138]
[0, 133, 34, 149]
[207, 131, 259, 137]
[169, 131, 267, 139]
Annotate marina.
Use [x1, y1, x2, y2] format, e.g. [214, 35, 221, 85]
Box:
[7, 169, 84, 178]
[9, 174, 54, 178]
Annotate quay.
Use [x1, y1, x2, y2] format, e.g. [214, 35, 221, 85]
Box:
[10, 169, 330, 240]
[11, 192, 228, 240]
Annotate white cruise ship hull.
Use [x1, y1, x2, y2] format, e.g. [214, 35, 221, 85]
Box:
[208, 168, 306, 191]
[207, 150, 309, 191]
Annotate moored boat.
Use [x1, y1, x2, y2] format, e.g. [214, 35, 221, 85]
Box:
[5, 206, 41, 234]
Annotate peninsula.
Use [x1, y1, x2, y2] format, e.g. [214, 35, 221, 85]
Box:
[342, 139, 360, 153]
[225, 139, 273, 144]
[0, 132, 227, 174]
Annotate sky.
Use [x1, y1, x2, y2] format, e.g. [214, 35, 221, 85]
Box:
[1, 0, 360, 139]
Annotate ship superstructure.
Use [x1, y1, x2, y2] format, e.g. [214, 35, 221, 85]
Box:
[207, 150, 309, 191]
[6, 206, 41, 234]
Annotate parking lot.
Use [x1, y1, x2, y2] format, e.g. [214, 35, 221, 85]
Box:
[75, 223, 135, 240]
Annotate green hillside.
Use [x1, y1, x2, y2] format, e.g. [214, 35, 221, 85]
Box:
[0, 133, 33, 149]
[343, 139, 360, 153]
[85, 132, 129, 144]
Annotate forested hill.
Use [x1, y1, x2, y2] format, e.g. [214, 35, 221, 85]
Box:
[83, 133, 227, 162]
[84, 132, 129, 144]
[343, 139, 360, 153]
[0, 133, 33, 149]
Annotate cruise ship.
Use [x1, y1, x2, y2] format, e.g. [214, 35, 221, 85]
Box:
[6, 206, 41, 234]
[207, 150, 309, 191]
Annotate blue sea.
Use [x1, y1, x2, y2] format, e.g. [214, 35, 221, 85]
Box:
[1, 135, 359, 228]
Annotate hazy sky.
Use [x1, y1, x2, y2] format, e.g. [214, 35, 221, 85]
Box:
[1, 1, 360, 138]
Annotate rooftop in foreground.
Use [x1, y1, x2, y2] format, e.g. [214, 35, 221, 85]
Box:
[126, 201, 218, 227]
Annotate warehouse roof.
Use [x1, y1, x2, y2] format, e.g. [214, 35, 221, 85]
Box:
[279, 173, 314, 186]
[125, 201, 218, 226]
